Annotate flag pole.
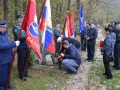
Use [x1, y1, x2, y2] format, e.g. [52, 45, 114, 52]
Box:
[38, 0, 46, 24]
[22, 48, 31, 80]
[5, 1, 30, 90]
[38, 0, 46, 64]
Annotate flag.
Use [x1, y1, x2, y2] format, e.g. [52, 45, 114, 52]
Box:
[79, 4, 84, 34]
[40, 0, 55, 54]
[63, 15, 71, 38]
[21, 0, 42, 60]
[69, 11, 75, 38]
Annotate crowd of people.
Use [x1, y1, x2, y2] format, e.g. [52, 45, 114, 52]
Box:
[0, 14, 120, 89]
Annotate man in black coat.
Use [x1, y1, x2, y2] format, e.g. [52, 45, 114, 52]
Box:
[81, 21, 89, 51]
[60, 40, 81, 74]
[57, 37, 80, 53]
[85, 22, 98, 62]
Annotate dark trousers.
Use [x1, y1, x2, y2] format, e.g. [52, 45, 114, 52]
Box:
[81, 38, 86, 51]
[17, 47, 29, 79]
[103, 55, 112, 77]
[87, 44, 95, 60]
[114, 47, 120, 69]
[0, 63, 10, 90]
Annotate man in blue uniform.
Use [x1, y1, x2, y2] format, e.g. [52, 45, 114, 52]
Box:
[54, 23, 62, 54]
[13, 15, 29, 81]
[60, 40, 81, 74]
[113, 22, 120, 70]
[0, 20, 20, 90]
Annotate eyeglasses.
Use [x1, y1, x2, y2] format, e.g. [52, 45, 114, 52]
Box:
[0, 25, 7, 28]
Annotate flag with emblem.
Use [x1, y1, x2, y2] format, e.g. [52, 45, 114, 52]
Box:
[79, 4, 84, 34]
[41, 0, 55, 54]
[21, 0, 42, 60]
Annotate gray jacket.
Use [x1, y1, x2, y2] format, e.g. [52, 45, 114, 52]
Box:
[101, 32, 116, 56]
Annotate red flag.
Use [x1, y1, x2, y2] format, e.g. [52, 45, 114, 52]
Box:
[63, 15, 71, 37]
[21, 0, 42, 60]
[69, 11, 74, 37]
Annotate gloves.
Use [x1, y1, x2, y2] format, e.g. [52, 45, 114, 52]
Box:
[15, 41, 20, 46]
[61, 35, 63, 37]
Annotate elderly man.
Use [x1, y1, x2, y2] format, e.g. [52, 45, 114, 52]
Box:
[113, 22, 120, 70]
[85, 22, 98, 62]
[60, 40, 81, 74]
[0, 20, 20, 90]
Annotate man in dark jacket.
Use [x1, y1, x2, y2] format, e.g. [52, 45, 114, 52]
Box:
[113, 22, 120, 70]
[85, 22, 98, 62]
[0, 20, 20, 90]
[60, 40, 81, 74]
[57, 37, 80, 53]
[101, 27, 116, 79]
[81, 21, 89, 51]
[13, 14, 29, 81]
[54, 23, 62, 54]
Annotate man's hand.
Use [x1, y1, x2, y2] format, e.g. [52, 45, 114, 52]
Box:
[86, 37, 90, 40]
[60, 53, 64, 57]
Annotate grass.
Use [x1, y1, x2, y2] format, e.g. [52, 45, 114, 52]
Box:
[87, 60, 120, 90]
[11, 67, 68, 90]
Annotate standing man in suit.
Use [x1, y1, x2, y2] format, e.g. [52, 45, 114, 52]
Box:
[85, 22, 98, 62]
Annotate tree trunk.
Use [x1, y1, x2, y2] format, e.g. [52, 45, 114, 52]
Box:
[68, 0, 71, 11]
[3, 0, 8, 19]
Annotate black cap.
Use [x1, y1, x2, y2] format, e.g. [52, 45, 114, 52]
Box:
[17, 14, 24, 19]
[0, 20, 6, 25]
[89, 22, 94, 25]
[114, 22, 120, 26]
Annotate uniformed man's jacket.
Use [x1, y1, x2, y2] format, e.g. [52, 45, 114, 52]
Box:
[64, 45, 81, 65]
[0, 31, 16, 65]
[81, 24, 89, 39]
[87, 28, 98, 45]
[54, 28, 61, 44]
[13, 23, 27, 48]
[101, 32, 116, 61]
[114, 29, 120, 48]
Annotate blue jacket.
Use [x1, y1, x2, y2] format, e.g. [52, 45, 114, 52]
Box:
[13, 23, 28, 48]
[64, 45, 81, 65]
[54, 28, 61, 44]
[0, 31, 16, 65]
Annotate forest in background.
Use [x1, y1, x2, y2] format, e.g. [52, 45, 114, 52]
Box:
[0, 0, 120, 27]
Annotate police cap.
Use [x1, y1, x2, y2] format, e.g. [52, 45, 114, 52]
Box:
[114, 22, 120, 26]
[0, 20, 6, 25]
[17, 14, 24, 19]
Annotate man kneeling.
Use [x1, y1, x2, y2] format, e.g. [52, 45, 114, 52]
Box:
[59, 40, 81, 74]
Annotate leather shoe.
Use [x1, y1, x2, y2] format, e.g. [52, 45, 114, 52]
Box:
[20, 77, 27, 81]
[105, 76, 113, 79]
[8, 84, 15, 90]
